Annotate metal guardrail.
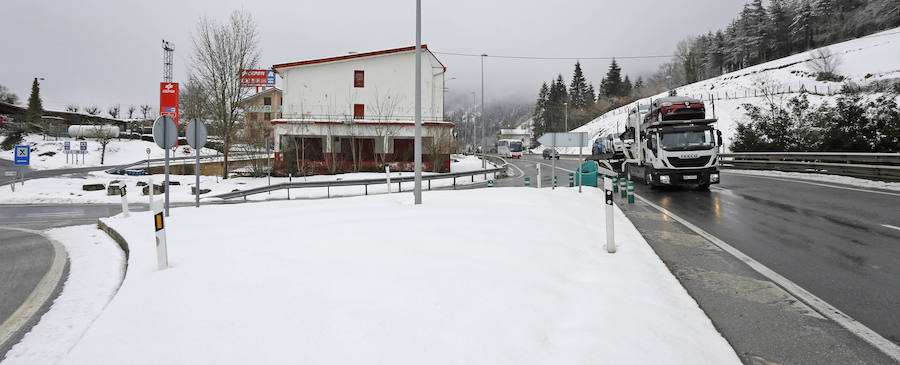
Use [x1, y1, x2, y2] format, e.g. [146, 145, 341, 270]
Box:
[104, 152, 267, 173]
[214, 164, 507, 200]
[720, 152, 900, 181]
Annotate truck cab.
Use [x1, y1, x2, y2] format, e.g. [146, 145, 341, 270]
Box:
[624, 97, 723, 190]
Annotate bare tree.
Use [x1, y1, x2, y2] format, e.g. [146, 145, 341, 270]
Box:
[108, 104, 120, 119]
[84, 105, 100, 115]
[0, 84, 18, 104]
[179, 75, 207, 121]
[808, 48, 843, 81]
[65, 104, 79, 113]
[90, 124, 117, 164]
[427, 127, 454, 172]
[127, 105, 136, 119]
[139, 104, 152, 120]
[190, 9, 260, 179]
[371, 87, 404, 168]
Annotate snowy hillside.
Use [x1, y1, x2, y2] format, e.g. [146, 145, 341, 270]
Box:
[551, 26, 900, 154]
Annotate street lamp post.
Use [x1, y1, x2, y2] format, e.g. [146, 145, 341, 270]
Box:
[413, 0, 423, 205]
[471, 91, 477, 153]
[564, 102, 568, 132]
[480, 53, 487, 169]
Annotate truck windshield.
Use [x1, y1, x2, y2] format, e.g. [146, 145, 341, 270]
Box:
[659, 130, 715, 151]
[510, 141, 523, 152]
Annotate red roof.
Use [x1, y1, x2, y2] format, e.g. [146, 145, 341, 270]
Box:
[273, 45, 445, 72]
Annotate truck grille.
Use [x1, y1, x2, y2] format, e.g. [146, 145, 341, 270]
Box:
[667, 156, 710, 168]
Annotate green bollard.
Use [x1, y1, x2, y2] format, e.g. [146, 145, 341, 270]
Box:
[620, 178, 627, 198]
[627, 181, 635, 204]
[524, 177, 531, 187]
[612, 176, 619, 193]
[553, 175, 558, 188]
[568, 172, 574, 187]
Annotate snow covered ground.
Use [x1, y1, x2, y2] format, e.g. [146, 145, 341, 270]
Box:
[550, 26, 900, 154]
[55, 188, 737, 364]
[725, 169, 900, 192]
[0, 226, 124, 365]
[0, 155, 499, 204]
[0, 134, 218, 170]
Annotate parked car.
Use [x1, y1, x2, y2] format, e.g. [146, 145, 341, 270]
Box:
[542, 148, 559, 160]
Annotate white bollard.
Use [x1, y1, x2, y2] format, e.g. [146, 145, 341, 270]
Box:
[385, 166, 392, 194]
[153, 210, 168, 270]
[120, 185, 130, 218]
[148, 177, 155, 211]
[604, 176, 616, 254]
[536, 164, 542, 189]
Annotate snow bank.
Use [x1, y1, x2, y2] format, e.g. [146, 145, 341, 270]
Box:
[1, 226, 124, 365]
[63, 188, 738, 364]
[725, 169, 900, 192]
[554, 26, 900, 154]
[0, 134, 217, 170]
[0, 155, 499, 204]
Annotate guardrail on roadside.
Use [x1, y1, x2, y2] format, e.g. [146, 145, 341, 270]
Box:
[719, 152, 900, 181]
[213, 166, 507, 200]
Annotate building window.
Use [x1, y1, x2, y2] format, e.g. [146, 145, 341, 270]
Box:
[354, 70, 364, 88]
[264, 97, 272, 105]
[353, 104, 364, 119]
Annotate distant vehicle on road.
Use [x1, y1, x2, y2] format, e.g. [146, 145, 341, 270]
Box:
[542, 148, 559, 160]
[497, 139, 524, 159]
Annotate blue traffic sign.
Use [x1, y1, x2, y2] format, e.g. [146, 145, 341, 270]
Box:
[80, 141, 87, 151]
[64, 141, 70, 150]
[14, 145, 29, 165]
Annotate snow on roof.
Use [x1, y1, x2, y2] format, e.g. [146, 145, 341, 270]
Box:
[273, 45, 445, 72]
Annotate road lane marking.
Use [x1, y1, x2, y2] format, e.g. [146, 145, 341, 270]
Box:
[0, 226, 68, 354]
[634, 194, 900, 363]
[533, 162, 576, 174]
[500, 157, 524, 178]
[882, 224, 900, 232]
[724, 171, 900, 197]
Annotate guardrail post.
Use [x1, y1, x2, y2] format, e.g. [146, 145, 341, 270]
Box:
[453, 177, 456, 189]
[627, 181, 634, 204]
[327, 185, 330, 198]
[619, 178, 627, 198]
[288, 173, 292, 200]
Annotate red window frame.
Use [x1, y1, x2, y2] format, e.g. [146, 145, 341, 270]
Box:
[353, 104, 364, 119]
[354, 70, 364, 88]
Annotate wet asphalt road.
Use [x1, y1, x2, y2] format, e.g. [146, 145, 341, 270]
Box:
[504, 154, 900, 345]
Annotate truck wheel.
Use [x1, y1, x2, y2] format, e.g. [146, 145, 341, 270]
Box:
[696, 183, 711, 191]
[646, 173, 659, 190]
[626, 166, 633, 181]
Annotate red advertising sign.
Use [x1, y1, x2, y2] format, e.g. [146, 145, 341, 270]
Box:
[240, 69, 275, 86]
[159, 82, 179, 126]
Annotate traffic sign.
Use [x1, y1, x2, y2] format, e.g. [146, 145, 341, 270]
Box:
[13, 145, 29, 165]
[80, 141, 87, 151]
[152, 115, 178, 149]
[537, 132, 589, 147]
[64, 142, 70, 151]
[185, 118, 208, 149]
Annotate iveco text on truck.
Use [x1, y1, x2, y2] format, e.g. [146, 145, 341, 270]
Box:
[622, 96, 723, 190]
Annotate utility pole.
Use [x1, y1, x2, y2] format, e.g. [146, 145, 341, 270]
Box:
[480, 54, 487, 169]
[564, 102, 568, 132]
[161, 39, 174, 217]
[471, 91, 477, 152]
[413, 0, 423, 205]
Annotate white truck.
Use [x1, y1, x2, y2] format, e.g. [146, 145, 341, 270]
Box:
[622, 96, 723, 190]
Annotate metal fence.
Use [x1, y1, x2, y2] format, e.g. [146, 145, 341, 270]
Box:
[214, 165, 507, 200]
[719, 152, 900, 181]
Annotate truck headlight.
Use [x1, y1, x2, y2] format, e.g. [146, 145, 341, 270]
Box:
[660, 175, 670, 184]
[710, 173, 720, 183]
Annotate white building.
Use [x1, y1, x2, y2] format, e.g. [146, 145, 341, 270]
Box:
[271, 45, 454, 174]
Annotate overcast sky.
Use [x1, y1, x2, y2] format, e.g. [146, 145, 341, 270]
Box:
[1, 0, 748, 115]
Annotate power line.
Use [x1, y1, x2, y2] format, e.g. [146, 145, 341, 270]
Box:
[432, 51, 675, 60]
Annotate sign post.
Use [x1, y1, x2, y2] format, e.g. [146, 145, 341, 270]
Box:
[146, 147, 151, 171]
[604, 176, 616, 254]
[120, 185, 130, 218]
[266, 137, 271, 194]
[79, 141, 87, 165]
[4, 171, 16, 192]
[153, 115, 177, 217]
[64, 141, 70, 164]
[185, 118, 208, 208]
[14, 145, 29, 187]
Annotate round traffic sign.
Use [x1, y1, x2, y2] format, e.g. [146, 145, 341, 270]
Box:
[152, 115, 178, 149]
[185, 118, 208, 149]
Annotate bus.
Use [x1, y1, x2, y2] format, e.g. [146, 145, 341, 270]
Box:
[497, 139, 524, 159]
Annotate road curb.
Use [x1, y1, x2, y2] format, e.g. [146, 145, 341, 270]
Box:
[97, 219, 130, 269]
[0, 227, 70, 361]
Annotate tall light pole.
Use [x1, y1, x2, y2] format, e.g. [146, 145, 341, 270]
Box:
[413, 0, 423, 205]
[480, 53, 487, 168]
[564, 102, 568, 132]
[471, 91, 477, 152]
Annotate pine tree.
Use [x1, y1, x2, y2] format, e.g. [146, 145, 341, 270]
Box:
[25, 78, 43, 124]
[622, 76, 633, 97]
[813, 0, 836, 43]
[600, 59, 623, 98]
[568, 62, 589, 109]
[769, 0, 793, 58]
[583, 84, 596, 106]
[634, 76, 644, 90]
[547, 75, 568, 132]
[532, 82, 550, 137]
[791, 0, 814, 51]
